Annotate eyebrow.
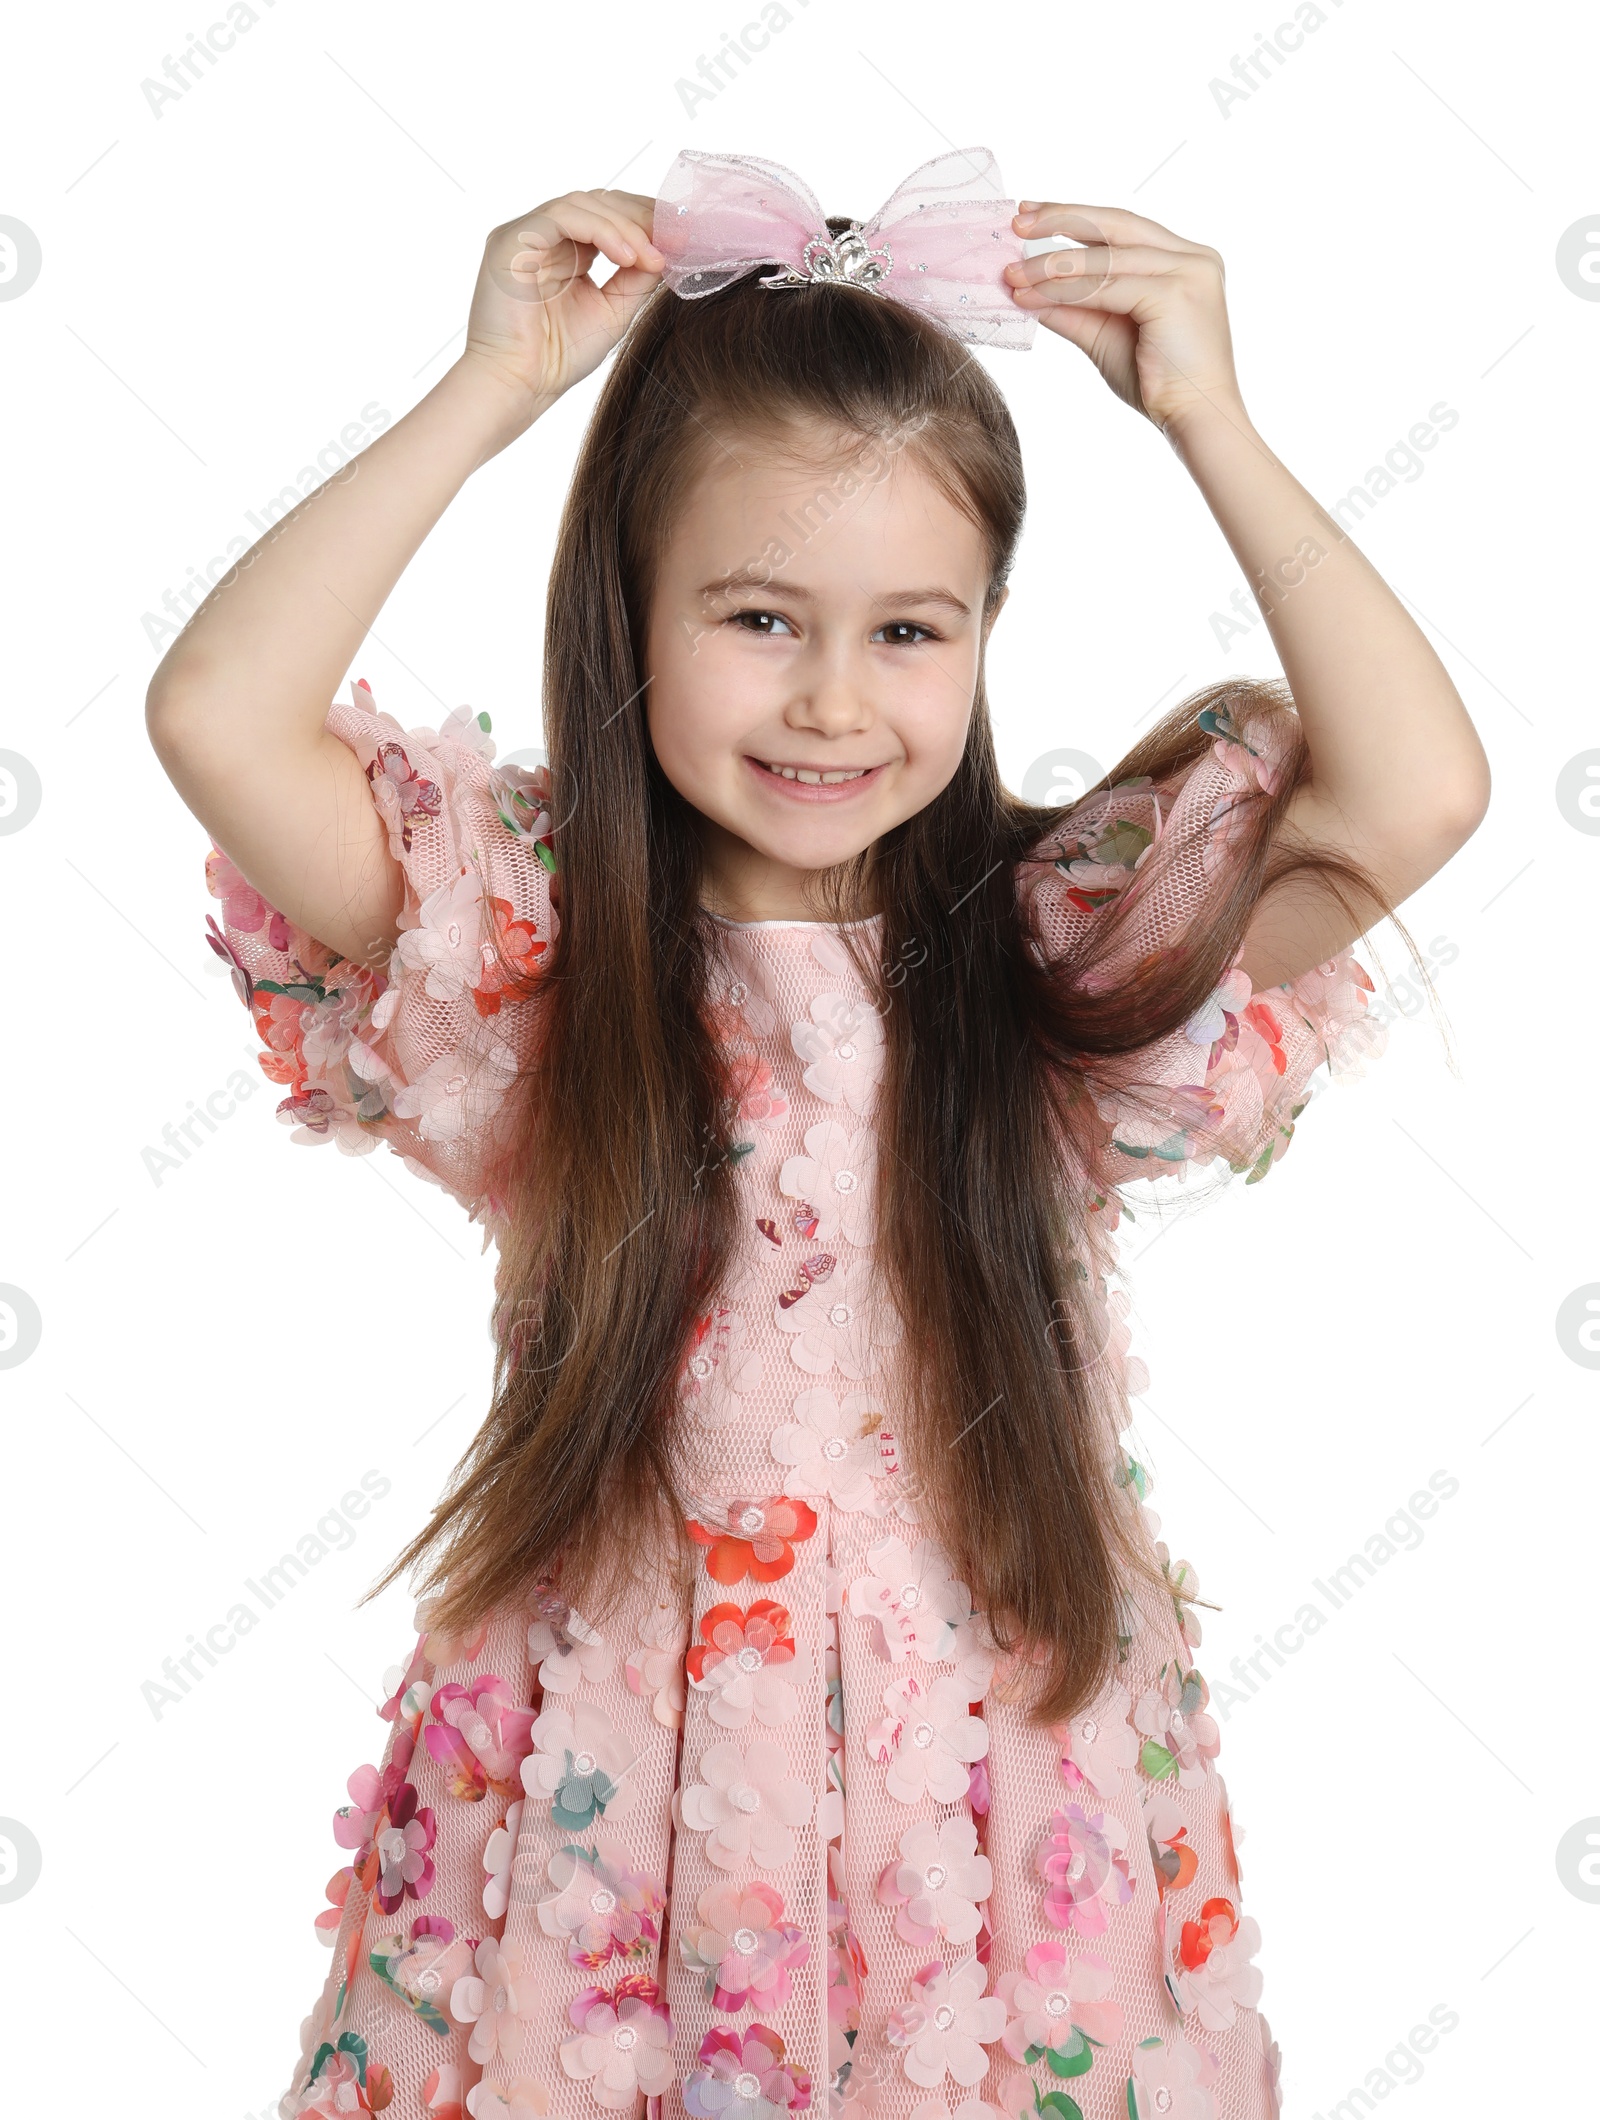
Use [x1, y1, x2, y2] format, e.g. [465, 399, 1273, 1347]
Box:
[699, 570, 972, 616]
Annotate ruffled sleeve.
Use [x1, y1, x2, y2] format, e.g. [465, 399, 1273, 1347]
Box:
[1018, 697, 1387, 1196]
[202, 677, 556, 1231]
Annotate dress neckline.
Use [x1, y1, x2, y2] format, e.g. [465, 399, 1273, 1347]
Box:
[702, 909, 884, 931]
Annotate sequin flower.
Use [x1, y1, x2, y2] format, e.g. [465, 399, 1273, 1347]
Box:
[1125, 2031, 1221, 2119]
[536, 1835, 666, 1971]
[1053, 813, 1156, 913]
[686, 1600, 807, 1728]
[448, 2073, 551, 2119]
[423, 1673, 536, 1800]
[412, 1595, 490, 1670]
[779, 1119, 878, 1248]
[679, 1738, 815, 1869]
[885, 1958, 1007, 2089]
[1143, 1787, 1200, 1903]
[789, 992, 886, 1113]
[626, 1597, 691, 1729]
[864, 1675, 989, 1806]
[997, 1941, 1123, 2071]
[367, 734, 442, 852]
[847, 1536, 971, 1662]
[374, 1779, 437, 1915]
[527, 1606, 616, 1694]
[680, 1881, 812, 2011]
[683, 2023, 813, 2120]
[773, 1251, 904, 1379]
[1172, 1896, 1263, 2031]
[481, 1799, 523, 1921]
[560, 1976, 674, 2108]
[1133, 1665, 1220, 1788]
[687, 1497, 819, 1585]
[291, 2032, 394, 2117]
[332, 1754, 404, 1873]
[368, 1915, 473, 2037]
[449, 1936, 540, 2065]
[522, 1700, 639, 1829]
[682, 1305, 765, 1429]
[1035, 1805, 1135, 1939]
[769, 1386, 884, 1511]
[877, 1816, 992, 1947]
[1048, 1682, 1139, 1800]
[395, 867, 489, 1003]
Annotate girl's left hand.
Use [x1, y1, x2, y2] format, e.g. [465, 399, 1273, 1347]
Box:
[1004, 203, 1245, 434]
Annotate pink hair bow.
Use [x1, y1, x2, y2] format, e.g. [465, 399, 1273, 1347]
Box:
[652, 147, 1036, 351]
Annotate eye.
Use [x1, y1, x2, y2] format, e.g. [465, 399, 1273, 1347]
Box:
[730, 609, 796, 636]
[873, 620, 940, 646]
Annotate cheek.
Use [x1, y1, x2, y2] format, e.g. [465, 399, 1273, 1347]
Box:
[645, 632, 768, 782]
[893, 649, 982, 772]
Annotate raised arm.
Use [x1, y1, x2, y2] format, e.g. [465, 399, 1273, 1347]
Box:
[1005, 200, 1491, 987]
[146, 190, 664, 972]
[1160, 395, 1491, 985]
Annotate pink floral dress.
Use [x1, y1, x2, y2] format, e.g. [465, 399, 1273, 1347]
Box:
[204, 680, 1384, 2120]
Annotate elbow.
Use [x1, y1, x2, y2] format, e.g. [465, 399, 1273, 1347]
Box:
[145, 675, 188, 759]
[145, 675, 219, 770]
[1401, 730, 1491, 861]
[1438, 753, 1493, 852]
[1398, 758, 1490, 894]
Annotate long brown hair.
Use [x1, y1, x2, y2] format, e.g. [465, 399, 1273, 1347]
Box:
[367, 259, 1409, 1722]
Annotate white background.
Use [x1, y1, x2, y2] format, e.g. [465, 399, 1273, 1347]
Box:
[1, 2, 1594, 2113]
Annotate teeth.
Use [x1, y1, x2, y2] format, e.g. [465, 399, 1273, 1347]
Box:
[762, 762, 870, 784]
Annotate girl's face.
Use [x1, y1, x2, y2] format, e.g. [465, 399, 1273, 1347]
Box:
[644, 427, 1002, 921]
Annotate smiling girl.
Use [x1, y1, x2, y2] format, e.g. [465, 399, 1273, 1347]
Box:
[148, 150, 1487, 2120]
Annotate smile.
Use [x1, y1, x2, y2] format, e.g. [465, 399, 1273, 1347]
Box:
[763, 761, 868, 783]
[745, 756, 888, 801]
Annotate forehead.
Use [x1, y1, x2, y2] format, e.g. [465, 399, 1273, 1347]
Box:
[659, 426, 988, 595]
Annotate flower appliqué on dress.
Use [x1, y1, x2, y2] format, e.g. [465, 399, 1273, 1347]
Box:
[885, 1957, 1007, 2089]
[683, 2022, 813, 2120]
[687, 1497, 819, 1585]
[996, 1939, 1123, 2080]
[864, 1675, 989, 1806]
[680, 1881, 811, 2012]
[522, 1699, 640, 1828]
[368, 1915, 474, 2038]
[561, 1975, 674, 2108]
[780, 1119, 878, 1249]
[535, 1834, 666, 1971]
[679, 1737, 815, 1869]
[423, 1673, 535, 1801]
[876, 1816, 992, 1947]
[686, 1600, 809, 1728]
[1035, 1804, 1134, 1939]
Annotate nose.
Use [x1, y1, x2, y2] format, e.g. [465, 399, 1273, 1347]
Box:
[784, 637, 874, 738]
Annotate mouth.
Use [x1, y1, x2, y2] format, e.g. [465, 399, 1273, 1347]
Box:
[744, 755, 889, 802]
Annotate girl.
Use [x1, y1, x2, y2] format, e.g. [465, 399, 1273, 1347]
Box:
[148, 150, 1488, 2120]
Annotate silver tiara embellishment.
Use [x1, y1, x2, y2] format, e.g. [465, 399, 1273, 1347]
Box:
[760, 224, 893, 293]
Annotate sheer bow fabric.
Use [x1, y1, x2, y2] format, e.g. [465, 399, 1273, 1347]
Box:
[652, 147, 1038, 351]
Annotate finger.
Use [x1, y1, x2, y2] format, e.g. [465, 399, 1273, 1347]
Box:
[595, 260, 667, 314]
[560, 190, 665, 268]
[511, 216, 637, 273]
[587, 186, 660, 229]
[1014, 201, 1213, 258]
[1006, 272, 1158, 318]
[1027, 303, 1129, 359]
[1003, 242, 1193, 290]
[508, 243, 599, 296]
[512, 203, 657, 272]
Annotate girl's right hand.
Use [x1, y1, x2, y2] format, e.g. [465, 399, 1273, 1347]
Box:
[460, 190, 664, 426]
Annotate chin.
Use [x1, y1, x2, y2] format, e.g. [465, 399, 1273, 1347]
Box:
[737, 836, 861, 880]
